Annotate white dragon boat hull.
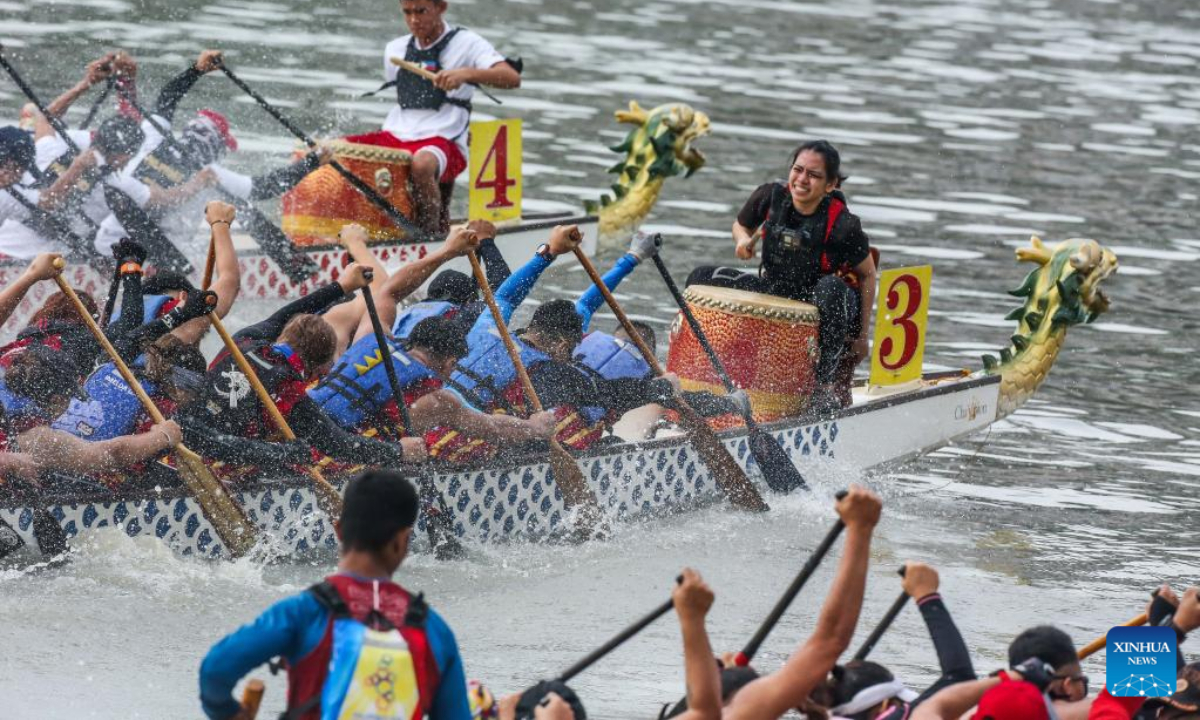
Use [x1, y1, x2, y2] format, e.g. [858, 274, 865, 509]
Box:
[0, 373, 999, 559]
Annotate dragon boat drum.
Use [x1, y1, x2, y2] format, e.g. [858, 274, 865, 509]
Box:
[666, 286, 820, 425]
[281, 140, 414, 246]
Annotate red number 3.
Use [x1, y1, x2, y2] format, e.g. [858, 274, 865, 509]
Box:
[878, 274, 922, 370]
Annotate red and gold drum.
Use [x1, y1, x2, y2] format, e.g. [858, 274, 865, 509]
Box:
[666, 286, 820, 425]
[281, 140, 414, 246]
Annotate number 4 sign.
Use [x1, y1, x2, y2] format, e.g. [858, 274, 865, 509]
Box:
[468, 119, 522, 223]
[869, 265, 932, 387]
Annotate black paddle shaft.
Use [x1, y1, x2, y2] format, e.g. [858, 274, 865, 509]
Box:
[651, 249, 808, 493]
[360, 279, 416, 433]
[113, 85, 318, 283]
[852, 567, 910, 661]
[80, 75, 114, 130]
[218, 64, 432, 243]
[736, 490, 849, 666]
[558, 576, 683, 683]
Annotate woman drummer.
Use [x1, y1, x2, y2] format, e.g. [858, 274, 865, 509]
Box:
[688, 139, 877, 410]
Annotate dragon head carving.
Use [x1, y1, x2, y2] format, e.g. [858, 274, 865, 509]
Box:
[586, 101, 711, 242]
[984, 236, 1118, 417]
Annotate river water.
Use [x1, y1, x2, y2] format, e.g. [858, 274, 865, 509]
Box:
[2, 0, 1199, 717]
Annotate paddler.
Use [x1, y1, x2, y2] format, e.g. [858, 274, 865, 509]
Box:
[688, 140, 877, 411]
[89, 50, 334, 258]
[350, 0, 522, 234]
[200, 469, 472, 720]
[451, 226, 687, 451]
[196, 262, 424, 468]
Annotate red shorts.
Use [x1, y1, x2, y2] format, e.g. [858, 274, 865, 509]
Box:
[343, 131, 467, 184]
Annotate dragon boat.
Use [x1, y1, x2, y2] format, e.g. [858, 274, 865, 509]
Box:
[0, 102, 708, 330]
[0, 236, 1118, 559]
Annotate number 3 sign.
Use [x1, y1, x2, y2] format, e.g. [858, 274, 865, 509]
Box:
[869, 265, 932, 387]
[468, 119, 522, 223]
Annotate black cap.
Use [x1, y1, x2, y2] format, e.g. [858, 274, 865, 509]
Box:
[528, 299, 583, 343]
[428, 270, 477, 305]
[0, 126, 35, 173]
[407, 316, 469, 360]
[515, 681, 586, 720]
[94, 115, 145, 158]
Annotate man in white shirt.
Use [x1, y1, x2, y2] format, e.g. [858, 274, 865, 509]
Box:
[348, 0, 521, 235]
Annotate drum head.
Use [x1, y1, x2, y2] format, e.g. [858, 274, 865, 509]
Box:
[683, 285, 819, 325]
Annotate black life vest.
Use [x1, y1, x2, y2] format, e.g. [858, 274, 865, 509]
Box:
[134, 141, 203, 191]
[760, 183, 848, 299]
[395, 28, 472, 112]
[28, 147, 78, 190]
[204, 341, 308, 439]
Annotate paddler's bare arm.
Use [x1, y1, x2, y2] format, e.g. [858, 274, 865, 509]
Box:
[432, 60, 521, 92]
[851, 252, 877, 364]
[910, 676, 1000, 720]
[382, 224, 481, 304]
[0, 253, 62, 329]
[408, 389, 555, 443]
[33, 54, 117, 140]
[144, 166, 218, 211]
[18, 421, 179, 475]
[174, 202, 240, 345]
[37, 148, 99, 211]
[732, 220, 758, 260]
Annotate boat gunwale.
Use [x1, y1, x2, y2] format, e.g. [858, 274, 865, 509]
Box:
[4, 372, 999, 510]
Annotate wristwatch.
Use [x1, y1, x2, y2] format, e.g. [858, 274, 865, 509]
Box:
[535, 243, 555, 262]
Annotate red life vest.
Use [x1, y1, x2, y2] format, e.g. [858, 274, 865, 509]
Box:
[286, 574, 441, 720]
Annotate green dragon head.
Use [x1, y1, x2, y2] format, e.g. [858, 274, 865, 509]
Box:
[585, 101, 711, 242]
[984, 236, 1119, 417]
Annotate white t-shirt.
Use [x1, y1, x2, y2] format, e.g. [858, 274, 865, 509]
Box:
[381, 25, 506, 153]
[0, 186, 52, 259]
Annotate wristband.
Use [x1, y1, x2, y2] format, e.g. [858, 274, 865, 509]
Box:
[157, 429, 174, 448]
[119, 261, 142, 275]
[209, 220, 231, 228]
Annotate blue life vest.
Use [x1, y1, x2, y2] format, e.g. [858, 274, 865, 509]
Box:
[451, 327, 547, 413]
[575, 332, 651, 381]
[0, 377, 35, 422]
[308, 334, 437, 431]
[392, 300, 456, 341]
[110, 294, 175, 326]
[52, 361, 157, 441]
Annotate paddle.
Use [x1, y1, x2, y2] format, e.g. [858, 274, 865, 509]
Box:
[388, 56, 503, 105]
[359, 277, 464, 560]
[734, 490, 848, 667]
[113, 84, 319, 284]
[466, 250, 606, 537]
[217, 62, 431, 243]
[570, 245, 768, 512]
[240, 679, 265, 719]
[1078, 613, 1148, 660]
[649, 248, 809, 494]
[851, 567, 910, 661]
[51, 259, 258, 557]
[0, 47, 191, 272]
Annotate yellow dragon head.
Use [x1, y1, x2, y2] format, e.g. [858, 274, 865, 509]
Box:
[585, 101, 711, 242]
[984, 236, 1119, 417]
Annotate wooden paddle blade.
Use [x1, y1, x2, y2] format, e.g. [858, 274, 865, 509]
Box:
[175, 446, 258, 558]
[674, 404, 769, 511]
[548, 441, 608, 539]
[747, 426, 809, 493]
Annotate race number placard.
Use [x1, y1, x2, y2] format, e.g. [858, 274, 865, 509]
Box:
[869, 265, 932, 387]
[468, 119, 522, 223]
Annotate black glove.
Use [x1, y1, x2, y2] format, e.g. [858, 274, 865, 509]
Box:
[515, 681, 587, 720]
[161, 290, 217, 329]
[112, 238, 147, 266]
[1149, 589, 1178, 628]
[1010, 658, 1055, 692]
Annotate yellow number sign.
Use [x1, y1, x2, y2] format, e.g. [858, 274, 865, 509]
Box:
[468, 119, 522, 223]
[869, 265, 932, 387]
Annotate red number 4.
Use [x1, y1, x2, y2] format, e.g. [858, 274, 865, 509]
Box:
[474, 126, 516, 209]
